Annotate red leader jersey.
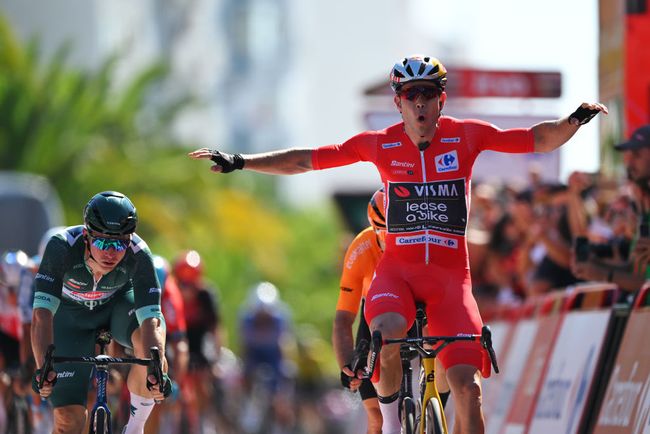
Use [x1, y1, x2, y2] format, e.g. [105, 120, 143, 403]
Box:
[312, 117, 534, 268]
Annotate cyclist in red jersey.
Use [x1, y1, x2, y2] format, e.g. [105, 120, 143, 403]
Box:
[189, 54, 607, 434]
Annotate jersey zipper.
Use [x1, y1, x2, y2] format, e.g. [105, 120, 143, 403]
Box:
[90, 276, 99, 311]
[419, 150, 429, 264]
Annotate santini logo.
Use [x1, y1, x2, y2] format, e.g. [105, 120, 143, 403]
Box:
[382, 141, 402, 149]
[435, 150, 459, 173]
[391, 160, 415, 168]
[371, 292, 399, 302]
[440, 137, 460, 143]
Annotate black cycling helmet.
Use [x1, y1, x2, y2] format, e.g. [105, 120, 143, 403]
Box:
[83, 191, 138, 236]
[390, 55, 447, 93]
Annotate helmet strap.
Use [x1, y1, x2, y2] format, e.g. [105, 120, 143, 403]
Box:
[84, 234, 101, 269]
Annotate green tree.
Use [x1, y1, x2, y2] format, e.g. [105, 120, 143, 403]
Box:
[0, 15, 345, 373]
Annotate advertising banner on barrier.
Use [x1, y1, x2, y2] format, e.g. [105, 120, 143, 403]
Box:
[527, 285, 617, 434]
[593, 286, 650, 434]
[502, 291, 567, 434]
[485, 313, 537, 434]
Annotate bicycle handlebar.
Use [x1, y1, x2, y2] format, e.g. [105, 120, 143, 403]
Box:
[365, 325, 500, 379]
[39, 344, 165, 389]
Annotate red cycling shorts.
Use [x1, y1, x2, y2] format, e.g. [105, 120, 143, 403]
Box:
[364, 252, 491, 377]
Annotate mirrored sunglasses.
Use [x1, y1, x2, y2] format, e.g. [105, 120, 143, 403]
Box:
[89, 235, 130, 252]
[399, 86, 441, 101]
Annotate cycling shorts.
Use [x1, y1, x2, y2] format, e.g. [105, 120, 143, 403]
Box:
[364, 252, 490, 377]
[49, 290, 140, 408]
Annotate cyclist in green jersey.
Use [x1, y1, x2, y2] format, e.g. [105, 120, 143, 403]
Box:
[31, 191, 171, 434]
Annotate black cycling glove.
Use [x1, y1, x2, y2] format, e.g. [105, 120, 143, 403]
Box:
[340, 365, 357, 390]
[569, 106, 600, 125]
[209, 150, 245, 173]
[146, 372, 173, 398]
[32, 368, 57, 394]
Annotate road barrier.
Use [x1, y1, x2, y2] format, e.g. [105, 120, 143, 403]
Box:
[592, 284, 650, 434]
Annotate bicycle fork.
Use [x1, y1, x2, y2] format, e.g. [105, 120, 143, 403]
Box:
[89, 362, 111, 434]
[419, 356, 447, 434]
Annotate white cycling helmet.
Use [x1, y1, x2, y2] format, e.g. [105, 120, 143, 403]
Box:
[0, 250, 31, 288]
[390, 55, 447, 93]
[247, 281, 281, 312]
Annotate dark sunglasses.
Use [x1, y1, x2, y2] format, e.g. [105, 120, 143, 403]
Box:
[399, 86, 441, 101]
[88, 234, 130, 252]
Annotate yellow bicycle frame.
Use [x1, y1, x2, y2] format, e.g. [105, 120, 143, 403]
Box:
[419, 355, 448, 434]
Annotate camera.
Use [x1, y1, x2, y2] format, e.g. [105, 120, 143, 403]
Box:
[574, 236, 631, 262]
[640, 221, 649, 238]
[574, 237, 590, 262]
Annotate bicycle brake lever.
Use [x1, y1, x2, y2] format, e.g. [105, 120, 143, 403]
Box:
[350, 339, 369, 374]
[480, 326, 500, 374]
[148, 346, 164, 402]
[39, 344, 56, 390]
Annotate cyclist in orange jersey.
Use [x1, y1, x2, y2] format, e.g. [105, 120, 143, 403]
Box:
[334, 189, 386, 434]
[336, 188, 451, 434]
[189, 54, 607, 434]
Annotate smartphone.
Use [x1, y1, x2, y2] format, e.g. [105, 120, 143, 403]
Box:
[574, 236, 590, 262]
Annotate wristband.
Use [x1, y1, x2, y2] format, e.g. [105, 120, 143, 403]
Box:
[569, 106, 600, 126]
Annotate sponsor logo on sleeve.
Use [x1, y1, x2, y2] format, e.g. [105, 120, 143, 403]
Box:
[382, 141, 402, 149]
[34, 294, 52, 303]
[345, 240, 372, 269]
[35, 273, 55, 283]
[149, 287, 162, 294]
[435, 150, 459, 173]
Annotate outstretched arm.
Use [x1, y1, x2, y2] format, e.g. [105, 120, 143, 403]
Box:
[532, 102, 608, 153]
[188, 147, 314, 175]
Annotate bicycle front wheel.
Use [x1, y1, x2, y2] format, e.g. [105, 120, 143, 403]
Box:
[424, 398, 444, 434]
[401, 397, 417, 434]
[90, 407, 109, 434]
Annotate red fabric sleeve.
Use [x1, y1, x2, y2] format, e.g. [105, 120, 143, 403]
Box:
[161, 277, 187, 335]
[463, 120, 534, 154]
[311, 131, 378, 170]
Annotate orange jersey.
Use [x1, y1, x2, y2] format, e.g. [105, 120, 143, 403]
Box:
[336, 227, 383, 313]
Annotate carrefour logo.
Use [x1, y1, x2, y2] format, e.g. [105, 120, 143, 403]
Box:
[435, 150, 459, 173]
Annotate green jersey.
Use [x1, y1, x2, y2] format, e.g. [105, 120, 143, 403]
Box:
[33, 225, 162, 324]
